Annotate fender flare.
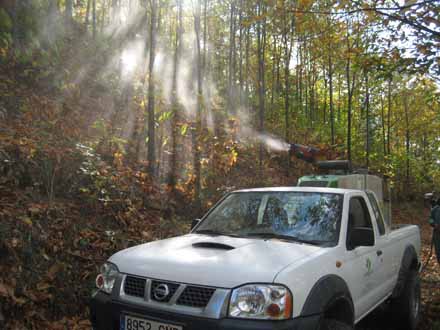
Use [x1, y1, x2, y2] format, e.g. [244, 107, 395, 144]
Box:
[392, 244, 419, 298]
[301, 274, 354, 324]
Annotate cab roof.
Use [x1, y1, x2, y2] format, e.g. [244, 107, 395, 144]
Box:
[233, 187, 361, 194]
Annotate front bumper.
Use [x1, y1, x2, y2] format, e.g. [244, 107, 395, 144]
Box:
[90, 291, 320, 330]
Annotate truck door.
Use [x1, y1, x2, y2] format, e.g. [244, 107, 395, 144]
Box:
[343, 195, 383, 321]
[366, 191, 395, 297]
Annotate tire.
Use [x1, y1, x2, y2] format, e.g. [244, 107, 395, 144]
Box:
[319, 319, 353, 330]
[390, 270, 421, 330]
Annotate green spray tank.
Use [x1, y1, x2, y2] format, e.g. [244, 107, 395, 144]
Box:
[289, 144, 392, 226]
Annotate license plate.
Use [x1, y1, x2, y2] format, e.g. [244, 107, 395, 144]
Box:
[120, 314, 183, 330]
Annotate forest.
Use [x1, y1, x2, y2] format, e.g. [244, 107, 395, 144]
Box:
[0, 0, 439, 329]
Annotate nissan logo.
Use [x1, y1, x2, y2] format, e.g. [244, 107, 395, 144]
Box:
[153, 284, 170, 301]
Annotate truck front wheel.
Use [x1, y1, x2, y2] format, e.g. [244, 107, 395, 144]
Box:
[390, 270, 421, 330]
[319, 319, 353, 330]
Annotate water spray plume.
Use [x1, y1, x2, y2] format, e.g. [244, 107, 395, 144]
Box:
[235, 108, 291, 153]
[121, 51, 136, 73]
[258, 134, 291, 152]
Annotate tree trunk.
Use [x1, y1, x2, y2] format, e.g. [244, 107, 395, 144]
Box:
[111, 0, 118, 24]
[283, 17, 293, 176]
[298, 41, 303, 116]
[228, 0, 236, 114]
[257, 1, 266, 177]
[387, 77, 392, 155]
[337, 72, 342, 122]
[346, 51, 352, 163]
[147, 0, 158, 176]
[45, 0, 59, 45]
[404, 91, 410, 186]
[92, 0, 97, 39]
[11, 0, 18, 45]
[276, 42, 282, 95]
[322, 66, 327, 124]
[270, 35, 277, 109]
[193, 0, 203, 208]
[345, 23, 356, 164]
[328, 52, 335, 144]
[365, 70, 370, 169]
[380, 96, 386, 157]
[100, 0, 106, 34]
[245, 25, 250, 110]
[238, 0, 244, 106]
[85, 0, 91, 27]
[422, 133, 427, 176]
[65, 0, 73, 23]
[168, 0, 183, 190]
[203, 0, 208, 74]
[312, 63, 318, 124]
[304, 44, 309, 123]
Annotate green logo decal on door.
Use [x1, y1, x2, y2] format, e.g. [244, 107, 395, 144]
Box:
[365, 257, 373, 276]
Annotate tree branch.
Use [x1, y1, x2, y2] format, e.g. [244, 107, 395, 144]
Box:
[289, 0, 437, 16]
[376, 10, 440, 38]
[288, 0, 440, 38]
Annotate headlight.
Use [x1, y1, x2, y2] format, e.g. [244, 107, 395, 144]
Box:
[229, 284, 292, 320]
[96, 262, 119, 294]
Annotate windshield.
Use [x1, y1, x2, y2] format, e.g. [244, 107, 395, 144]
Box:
[196, 192, 344, 246]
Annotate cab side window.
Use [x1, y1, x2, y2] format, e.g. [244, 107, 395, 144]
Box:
[366, 192, 386, 236]
[346, 196, 374, 251]
[346, 197, 374, 249]
[348, 197, 373, 229]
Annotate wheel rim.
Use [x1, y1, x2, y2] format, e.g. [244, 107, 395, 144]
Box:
[412, 283, 420, 319]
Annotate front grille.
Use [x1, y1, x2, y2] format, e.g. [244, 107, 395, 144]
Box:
[150, 280, 180, 303]
[124, 276, 146, 298]
[176, 286, 215, 308]
[122, 276, 217, 308]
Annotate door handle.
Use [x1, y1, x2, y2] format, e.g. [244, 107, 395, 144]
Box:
[377, 250, 383, 256]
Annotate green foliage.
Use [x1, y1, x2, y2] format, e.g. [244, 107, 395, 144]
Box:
[158, 110, 173, 122]
[0, 9, 12, 51]
[0, 9, 12, 32]
[0, 32, 12, 50]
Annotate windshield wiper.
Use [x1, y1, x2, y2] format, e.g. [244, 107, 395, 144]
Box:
[243, 233, 329, 246]
[195, 229, 242, 238]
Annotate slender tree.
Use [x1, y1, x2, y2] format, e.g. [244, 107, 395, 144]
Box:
[244, 22, 250, 110]
[92, 0, 97, 39]
[238, 0, 244, 106]
[147, 0, 158, 176]
[364, 70, 370, 168]
[85, 0, 91, 27]
[283, 15, 294, 175]
[228, 0, 237, 114]
[328, 51, 335, 144]
[404, 90, 410, 186]
[387, 76, 392, 155]
[168, 0, 183, 190]
[380, 95, 387, 156]
[257, 0, 266, 177]
[65, 0, 73, 23]
[345, 19, 357, 164]
[193, 0, 203, 207]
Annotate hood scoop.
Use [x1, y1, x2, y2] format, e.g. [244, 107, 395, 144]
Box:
[192, 242, 235, 250]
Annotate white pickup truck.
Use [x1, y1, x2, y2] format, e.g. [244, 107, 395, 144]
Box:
[90, 187, 421, 330]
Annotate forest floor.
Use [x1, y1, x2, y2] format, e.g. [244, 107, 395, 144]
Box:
[0, 186, 439, 330]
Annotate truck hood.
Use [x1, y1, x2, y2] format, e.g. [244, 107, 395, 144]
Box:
[109, 234, 323, 288]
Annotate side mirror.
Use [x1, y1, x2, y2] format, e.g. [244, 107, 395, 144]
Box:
[348, 227, 374, 250]
[191, 219, 201, 231]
